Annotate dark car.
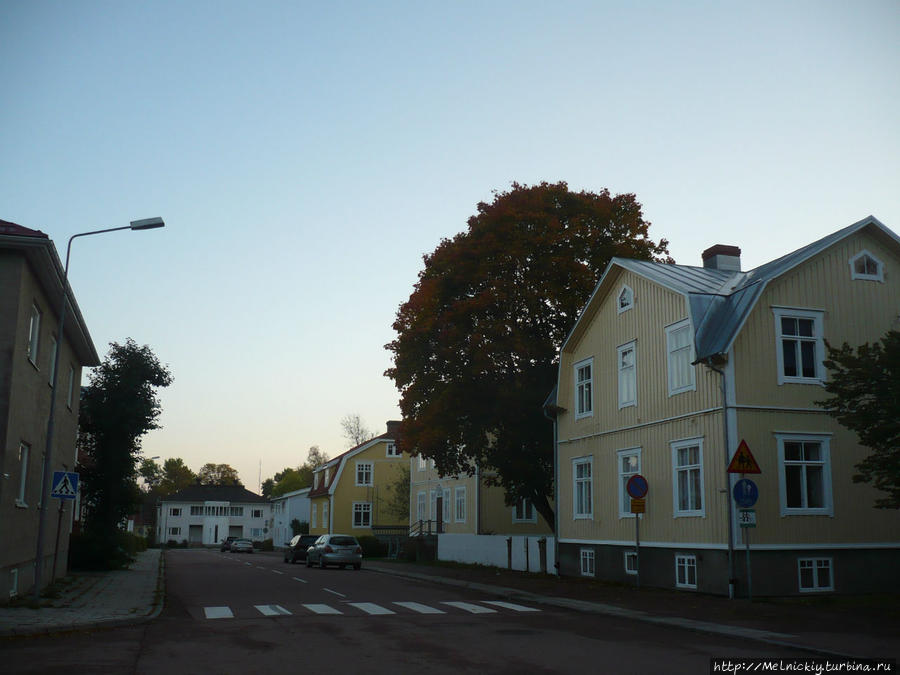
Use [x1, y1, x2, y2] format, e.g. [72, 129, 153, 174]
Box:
[283, 534, 319, 564]
[220, 536, 238, 552]
[306, 534, 362, 570]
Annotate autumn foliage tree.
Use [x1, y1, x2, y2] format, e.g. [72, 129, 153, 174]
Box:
[386, 182, 671, 528]
[198, 463, 242, 486]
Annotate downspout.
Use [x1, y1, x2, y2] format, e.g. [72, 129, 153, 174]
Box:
[703, 355, 736, 600]
[542, 404, 559, 575]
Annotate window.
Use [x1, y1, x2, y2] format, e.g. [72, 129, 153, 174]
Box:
[574, 358, 593, 418]
[776, 433, 832, 516]
[418, 456, 427, 471]
[798, 558, 833, 592]
[190, 506, 203, 516]
[442, 488, 450, 522]
[849, 250, 883, 282]
[48, 335, 58, 385]
[580, 548, 595, 577]
[252, 509, 263, 518]
[675, 554, 697, 589]
[16, 442, 30, 507]
[356, 461, 373, 486]
[230, 507, 243, 517]
[573, 457, 593, 519]
[617, 341, 636, 408]
[251, 528, 262, 538]
[773, 308, 825, 385]
[624, 551, 638, 575]
[672, 438, 704, 517]
[311, 503, 317, 527]
[513, 498, 536, 523]
[353, 502, 372, 528]
[666, 320, 695, 395]
[169, 508, 181, 517]
[617, 285, 634, 314]
[617, 448, 641, 517]
[168, 527, 181, 536]
[386, 443, 400, 457]
[322, 503, 328, 529]
[66, 366, 75, 409]
[27, 304, 41, 364]
[416, 491, 426, 521]
[454, 487, 466, 522]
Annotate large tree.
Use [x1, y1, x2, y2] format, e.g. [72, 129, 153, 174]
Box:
[340, 413, 373, 448]
[262, 446, 330, 498]
[198, 463, 241, 486]
[139, 457, 196, 496]
[817, 330, 900, 508]
[77, 339, 172, 565]
[386, 182, 670, 528]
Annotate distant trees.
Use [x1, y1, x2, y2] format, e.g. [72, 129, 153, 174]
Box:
[139, 457, 196, 496]
[818, 330, 900, 508]
[76, 339, 172, 568]
[262, 446, 330, 498]
[198, 463, 241, 486]
[386, 182, 671, 529]
[341, 413, 372, 448]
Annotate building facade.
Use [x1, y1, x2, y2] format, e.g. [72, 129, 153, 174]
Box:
[1, 220, 99, 601]
[271, 487, 311, 547]
[554, 216, 900, 595]
[157, 484, 272, 546]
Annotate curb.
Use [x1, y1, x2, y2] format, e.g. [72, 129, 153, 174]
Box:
[364, 565, 865, 660]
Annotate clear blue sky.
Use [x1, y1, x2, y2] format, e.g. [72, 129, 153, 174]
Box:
[3, 1, 898, 491]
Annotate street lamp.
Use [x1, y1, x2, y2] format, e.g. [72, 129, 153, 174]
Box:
[33, 217, 165, 601]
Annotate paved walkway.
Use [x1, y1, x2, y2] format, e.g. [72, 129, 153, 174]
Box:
[1, 550, 897, 663]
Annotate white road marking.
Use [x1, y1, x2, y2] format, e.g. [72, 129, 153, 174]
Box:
[245, 562, 252, 566]
[255, 604, 292, 616]
[323, 588, 346, 597]
[481, 601, 540, 612]
[271, 570, 284, 575]
[203, 606, 234, 619]
[441, 601, 497, 614]
[292, 577, 308, 584]
[303, 604, 342, 615]
[348, 602, 395, 615]
[393, 602, 446, 614]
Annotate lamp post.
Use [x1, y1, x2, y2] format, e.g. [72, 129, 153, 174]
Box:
[33, 217, 165, 602]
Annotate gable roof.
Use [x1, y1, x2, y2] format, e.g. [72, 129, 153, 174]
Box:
[160, 483, 269, 503]
[562, 215, 898, 361]
[308, 431, 395, 498]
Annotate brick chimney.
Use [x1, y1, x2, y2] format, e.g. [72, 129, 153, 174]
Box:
[701, 244, 742, 272]
[385, 420, 402, 437]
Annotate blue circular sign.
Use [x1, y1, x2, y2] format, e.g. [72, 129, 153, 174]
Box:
[626, 474, 649, 499]
[733, 478, 759, 508]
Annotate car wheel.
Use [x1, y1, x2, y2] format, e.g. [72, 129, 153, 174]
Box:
[353, 563, 361, 571]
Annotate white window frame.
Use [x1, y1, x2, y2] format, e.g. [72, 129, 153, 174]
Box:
[617, 341, 637, 409]
[352, 502, 372, 528]
[190, 506, 203, 516]
[416, 491, 427, 521]
[27, 304, 41, 364]
[16, 442, 30, 507]
[512, 498, 536, 523]
[454, 486, 466, 523]
[665, 319, 696, 395]
[617, 285, 634, 314]
[355, 461, 373, 486]
[322, 502, 328, 529]
[772, 307, 825, 385]
[418, 456, 427, 471]
[617, 447, 641, 518]
[311, 503, 317, 527]
[386, 442, 400, 457]
[250, 528, 262, 538]
[574, 357, 593, 419]
[168, 527, 181, 536]
[671, 438, 705, 517]
[849, 250, 884, 282]
[169, 507, 181, 517]
[252, 509, 263, 518]
[675, 554, 697, 589]
[798, 557, 834, 592]
[624, 550, 638, 575]
[776, 433, 833, 516]
[442, 488, 450, 523]
[573, 456, 593, 520]
[580, 548, 596, 577]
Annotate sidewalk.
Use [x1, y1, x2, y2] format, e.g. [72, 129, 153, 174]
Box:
[0, 549, 164, 638]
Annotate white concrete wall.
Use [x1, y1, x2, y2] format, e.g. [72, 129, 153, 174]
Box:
[437, 534, 557, 575]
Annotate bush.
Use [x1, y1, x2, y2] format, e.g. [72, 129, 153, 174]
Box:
[69, 531, 134, 570]
[357, 536, 388, 558]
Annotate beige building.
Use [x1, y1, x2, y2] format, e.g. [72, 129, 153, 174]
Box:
[554, 216, 899, 595]
[1, 220, 99, 601]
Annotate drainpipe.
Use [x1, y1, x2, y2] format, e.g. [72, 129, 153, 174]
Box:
[703, 356, 736, 600]
[542, 404, 559, 575]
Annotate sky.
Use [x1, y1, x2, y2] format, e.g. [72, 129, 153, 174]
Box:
[2, 1, 898, 492]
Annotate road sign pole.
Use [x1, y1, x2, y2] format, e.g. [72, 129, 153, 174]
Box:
[635, 513, 640, 589]
[52, 500, 65, 584]
[745, 525, 752, 602]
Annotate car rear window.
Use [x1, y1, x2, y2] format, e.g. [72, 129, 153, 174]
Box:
[330, 537, 357, 546]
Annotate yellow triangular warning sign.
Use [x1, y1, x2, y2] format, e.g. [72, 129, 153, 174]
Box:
[727, 439, 761, 474]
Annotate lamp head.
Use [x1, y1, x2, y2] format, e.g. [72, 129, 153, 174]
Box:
[130, 217, 165, 230]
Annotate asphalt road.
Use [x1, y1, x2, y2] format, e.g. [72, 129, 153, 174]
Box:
[2, 549, 808, 674]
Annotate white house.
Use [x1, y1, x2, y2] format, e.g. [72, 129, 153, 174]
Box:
[157, 483, 272, 546]
[271, 487, 311, 547]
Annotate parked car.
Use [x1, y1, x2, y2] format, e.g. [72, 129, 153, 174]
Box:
[306, 534, 362, 570]
[284, 534, 319, 564]
[220, 536, 238, 552]
[230, 538, 254, 554]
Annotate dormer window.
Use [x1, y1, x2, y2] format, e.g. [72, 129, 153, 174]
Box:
[617, 285, 634, 314]
[849, 250, 884, 282]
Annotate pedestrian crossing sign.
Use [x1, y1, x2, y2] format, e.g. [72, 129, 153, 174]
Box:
[51, 471, 79, 500]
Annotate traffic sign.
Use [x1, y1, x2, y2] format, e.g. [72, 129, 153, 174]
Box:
[738, 509, 757, 528]
[733, 478, 759, 508]
[630, 498, 646, 514]
[626, 474, 649, 499]
[51, 471, 79, 500]
[726, 440, 761, 474]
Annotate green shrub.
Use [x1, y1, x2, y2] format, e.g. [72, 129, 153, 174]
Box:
[357, 536, 388, 558]
[69, 531, 133, 570]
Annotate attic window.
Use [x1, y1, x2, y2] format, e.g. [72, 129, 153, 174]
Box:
[618, 285, 634, 314]
[849, 251, 883, 282]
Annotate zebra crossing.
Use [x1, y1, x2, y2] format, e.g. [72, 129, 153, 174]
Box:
[201, 599, 540, 620]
